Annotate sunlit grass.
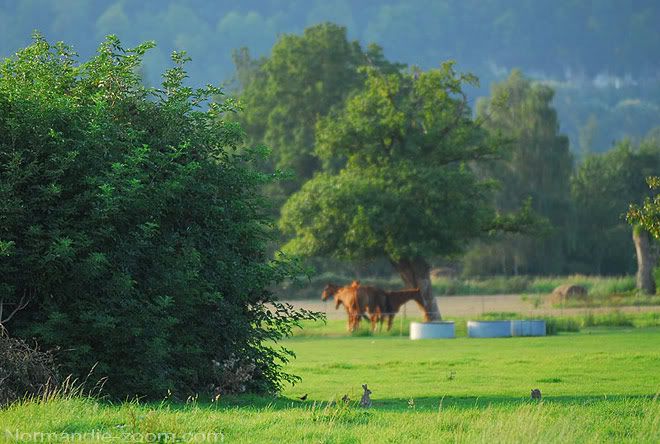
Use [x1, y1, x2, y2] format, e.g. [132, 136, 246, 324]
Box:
[2, 328, 660, 442]
[2, 396, 659, 443]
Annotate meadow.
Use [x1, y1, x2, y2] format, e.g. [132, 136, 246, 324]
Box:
[2, 322, 660, 443]
[279, 273, 649, 304]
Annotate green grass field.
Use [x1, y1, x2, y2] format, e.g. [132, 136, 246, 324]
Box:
[2, 324, 660, 443]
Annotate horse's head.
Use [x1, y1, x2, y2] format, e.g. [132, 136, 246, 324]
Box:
[321, 283, 339, 301]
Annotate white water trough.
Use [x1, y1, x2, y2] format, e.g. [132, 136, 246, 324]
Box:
[511, 320, 546, 337]
[410, 321, 455, 339]
[467, 320, 512, 338]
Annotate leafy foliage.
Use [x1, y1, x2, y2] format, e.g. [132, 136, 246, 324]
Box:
[572, 140, 660, 274]
[628, 177, 660, 239]
[0, 34, 320, 399]
[234, 23, 401, 197]
[279, 61, 547, 321]
[280, 63, 503, 263]
[465, 70, 572, 275]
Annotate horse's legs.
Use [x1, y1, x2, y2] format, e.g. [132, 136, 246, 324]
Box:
[387, 314, 394, 331]
[345, 307, 354, 332]
[349, 307, 360, 332]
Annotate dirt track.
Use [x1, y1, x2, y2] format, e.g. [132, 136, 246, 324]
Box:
[285, 294, 660, 320]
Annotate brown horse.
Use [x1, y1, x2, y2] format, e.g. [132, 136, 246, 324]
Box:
[321, 282, 369, 331]
[351, 282, 388, 332]
[383, 288, 425, 331]
[321, 282, 423, 332]
[348, 283, 425, 332]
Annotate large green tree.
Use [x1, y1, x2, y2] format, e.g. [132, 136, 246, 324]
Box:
[279, 64, 535, 320]
[571, 140, 660, 275]
[628, 176, 660, 294]
[0, 35, 318, 399]
[464, 70, 573, 275]
[234, 23, 400, 198]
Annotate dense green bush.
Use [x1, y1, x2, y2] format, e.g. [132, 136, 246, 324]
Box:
[0, 34, 319, 399]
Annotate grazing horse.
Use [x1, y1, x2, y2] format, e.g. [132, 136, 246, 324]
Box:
[321, 282, 424, 332]
[321, 282, 369, 331]
[383, 288, 425, 331]
[351, 283, 388, 332]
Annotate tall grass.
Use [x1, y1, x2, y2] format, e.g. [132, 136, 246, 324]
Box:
[433, 274, 636, 296]
[277, 273, 638, 300]
[474, 311, 660, 334]
[2, 395, 658, 443]
[3, 328, 660, 443]
[555, 292, 660, 308]
[292, 311, 660, 338]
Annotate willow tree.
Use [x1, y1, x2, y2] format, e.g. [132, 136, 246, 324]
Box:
[280, 64, 535, 320]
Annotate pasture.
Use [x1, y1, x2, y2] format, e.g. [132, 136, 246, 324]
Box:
[2, 324, 660, 443]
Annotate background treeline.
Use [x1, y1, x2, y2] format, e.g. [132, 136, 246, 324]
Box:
[2, 0, 660, 155]
[233, 23, 660, 279]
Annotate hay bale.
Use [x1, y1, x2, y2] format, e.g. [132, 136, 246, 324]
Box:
[549, 284, 588, 305]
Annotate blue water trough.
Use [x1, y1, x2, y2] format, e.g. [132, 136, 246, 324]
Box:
[511, 320, 546, 336]
[467, 320, 512, 338]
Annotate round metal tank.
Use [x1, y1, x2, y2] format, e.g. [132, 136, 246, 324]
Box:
[467, 320, 512, 338]
[511, 320, 546, 337]
[410, 321, 455, 339]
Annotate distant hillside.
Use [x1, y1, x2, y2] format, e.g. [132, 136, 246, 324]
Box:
[1, 0, 659, 152]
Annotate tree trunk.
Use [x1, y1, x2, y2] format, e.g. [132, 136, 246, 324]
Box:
[392, 257, 441, 321]
[633, 227, 656, 295]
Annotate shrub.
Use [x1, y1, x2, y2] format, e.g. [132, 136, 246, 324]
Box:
[212, 354, 258, 395]
[0, 35, 320, 399]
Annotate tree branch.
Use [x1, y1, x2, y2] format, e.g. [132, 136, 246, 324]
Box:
[0, 291, 31, 327]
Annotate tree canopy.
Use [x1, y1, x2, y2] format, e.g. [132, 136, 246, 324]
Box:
[464, 70, 573, 275]
[279, 63, 537, 318]
[628, 177, 660, 239]
[235, 22, 400, 197]
[0, 34, 318, 399]
[571, 140, 660, 274]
